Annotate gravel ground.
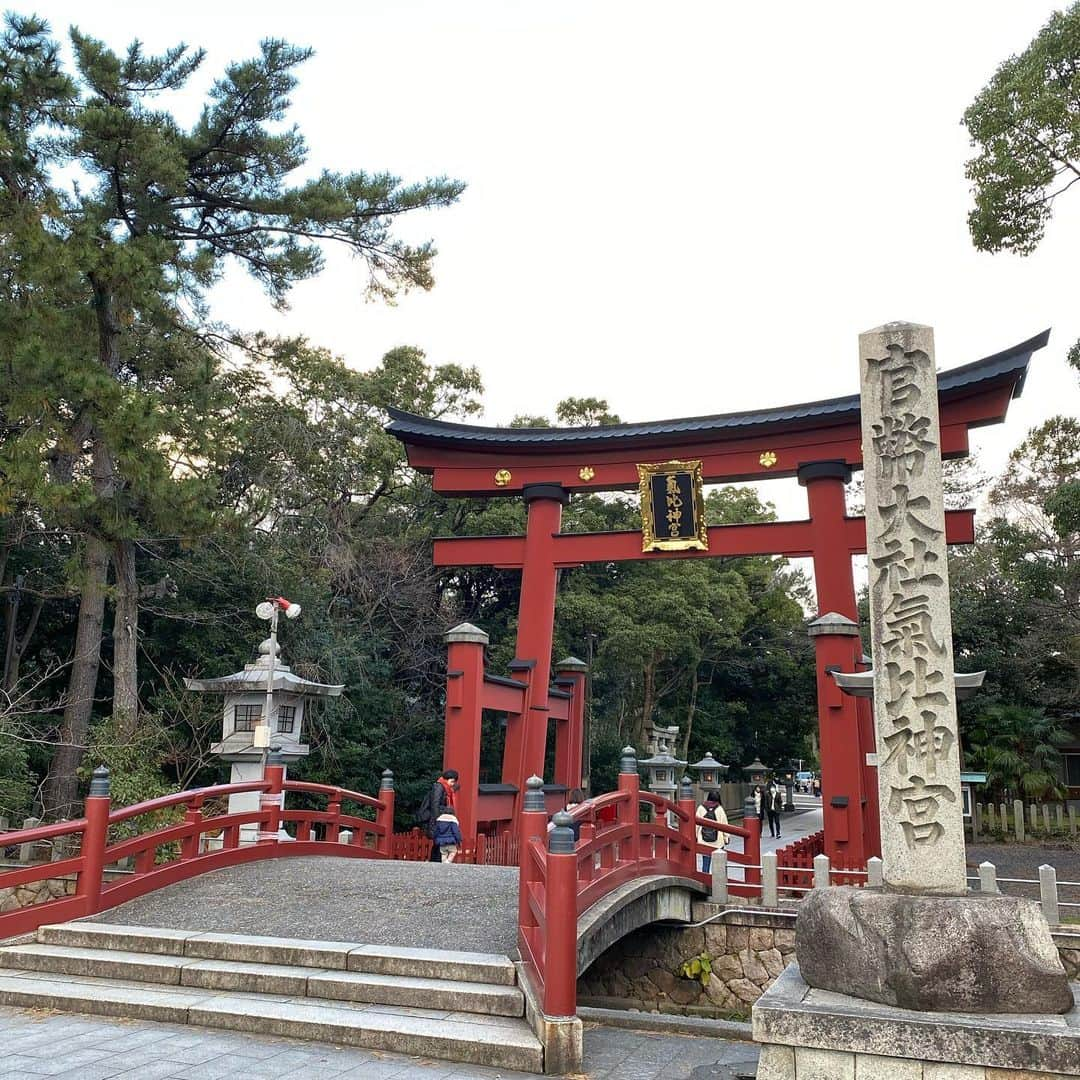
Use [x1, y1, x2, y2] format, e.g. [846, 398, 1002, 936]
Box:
[94, 858, 521, 955]
[967, 841, 1080, 905]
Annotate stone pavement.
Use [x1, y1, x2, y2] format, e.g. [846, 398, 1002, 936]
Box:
[94, 859, 522, 955]
[759, 804, 821, 857]
[0, 1005, 760, 1078]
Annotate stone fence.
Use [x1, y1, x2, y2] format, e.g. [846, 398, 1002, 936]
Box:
[709, 849, 1080, 928]
[975, 799, 1080, 843]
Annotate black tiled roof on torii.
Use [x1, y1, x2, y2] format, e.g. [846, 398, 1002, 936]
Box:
[386, 329, 1049, 453]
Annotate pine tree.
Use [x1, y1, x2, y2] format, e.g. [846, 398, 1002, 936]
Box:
[0, 15, 464, 817]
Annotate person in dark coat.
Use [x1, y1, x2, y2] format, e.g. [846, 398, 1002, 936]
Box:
[766, 779, 784, 838]
[421, 769, 460, 861]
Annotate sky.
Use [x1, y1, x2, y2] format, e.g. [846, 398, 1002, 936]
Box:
[34, 0, 1080, 526]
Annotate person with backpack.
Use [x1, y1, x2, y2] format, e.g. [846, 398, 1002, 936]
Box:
[418, 769, 460, 862]
[695, 790, 728, 873]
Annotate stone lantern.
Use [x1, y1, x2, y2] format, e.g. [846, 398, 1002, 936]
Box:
[185, 637, 344, 842]
[639, 750, 687, 827]
[742, 757, 768, 784]
[742, 757, 768, 820]
[687, 751, 728, 805]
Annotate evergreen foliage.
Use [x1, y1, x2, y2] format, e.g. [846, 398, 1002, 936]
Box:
[963, 3, 1080, 255]
[0, 14, 464, 817]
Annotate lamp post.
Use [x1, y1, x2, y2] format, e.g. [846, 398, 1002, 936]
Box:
[255, 596, 301, 779]
[687, 751, 728, 807]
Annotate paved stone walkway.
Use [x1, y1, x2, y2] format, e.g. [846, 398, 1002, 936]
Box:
[95, 860, 521, 955]
[0, 1006, 760, 1079]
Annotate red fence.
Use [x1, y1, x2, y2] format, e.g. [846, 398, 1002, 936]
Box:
[0, 763, 395, 940]
[389, 828, 520, 865]
[776, 829, 825, 892]
[517, 758, 762, 1018]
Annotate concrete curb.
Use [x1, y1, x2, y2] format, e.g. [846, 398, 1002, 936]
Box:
[578, 1004, 753, 1041]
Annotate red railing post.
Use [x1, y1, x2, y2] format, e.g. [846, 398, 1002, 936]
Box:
[677, 776, 697, 876]
[616, 746, 640, 864]
[744, 810, 762, 889]
[578, 821, 595, 884]
[76, 766, 111, 917]
[259, 758, 285, 845]
[181, 794, 204, 861]
[376, 770, 395, 856]
[518, 775, 549, 959]
[325, 791, 341, 843]
[543, 811, 579, 1017]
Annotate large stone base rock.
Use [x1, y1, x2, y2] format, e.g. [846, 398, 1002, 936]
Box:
[797, 886, 1073, 1014]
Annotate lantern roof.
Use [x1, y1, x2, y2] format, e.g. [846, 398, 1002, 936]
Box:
[639, 751, 688, 768]
[688, 751, 727, 771]
[742, 757, 769, 774]
[184, 638, 344, 698]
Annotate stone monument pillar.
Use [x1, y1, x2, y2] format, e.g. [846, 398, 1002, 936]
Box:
[791, 322, 1072, 1016]
[860, 322, 966, 896]
[751, 322, 1077, 1078]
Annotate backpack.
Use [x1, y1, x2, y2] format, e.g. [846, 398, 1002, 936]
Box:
[701, 806, 719, 843]
[416, 786, 440, 837]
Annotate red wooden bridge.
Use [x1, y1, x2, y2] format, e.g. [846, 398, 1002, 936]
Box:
[0, 750, 759, 1024]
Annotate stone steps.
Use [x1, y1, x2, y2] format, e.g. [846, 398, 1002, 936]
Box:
[0, 941, 526, 1015]
[0, 922, 541, 1073]
[37, 922, 518, 984]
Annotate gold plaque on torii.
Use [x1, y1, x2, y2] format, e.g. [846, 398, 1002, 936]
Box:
[636, 460, 709, 553]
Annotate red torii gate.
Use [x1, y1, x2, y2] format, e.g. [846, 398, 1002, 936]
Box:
[387, 330, 1047, 867]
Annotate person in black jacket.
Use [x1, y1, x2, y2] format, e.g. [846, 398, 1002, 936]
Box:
[766, 779, 783, 838]
[419, 769, 460, 861]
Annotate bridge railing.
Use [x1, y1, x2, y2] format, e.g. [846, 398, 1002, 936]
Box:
[517, 751, 763, 1020]
[0, 814, 94, 937]
[281, 775, 394, 850]
[0, 763, 396, 940]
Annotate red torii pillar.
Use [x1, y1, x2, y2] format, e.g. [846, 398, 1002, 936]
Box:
[442, 623, 489, 852]
[799, 461, 877, 868]
[503, 484, 569, 794]
[553, 657, 587, 792]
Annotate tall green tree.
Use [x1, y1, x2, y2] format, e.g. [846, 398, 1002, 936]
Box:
[0, 15, 463, 816]
[963, 3, 1080, 256]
